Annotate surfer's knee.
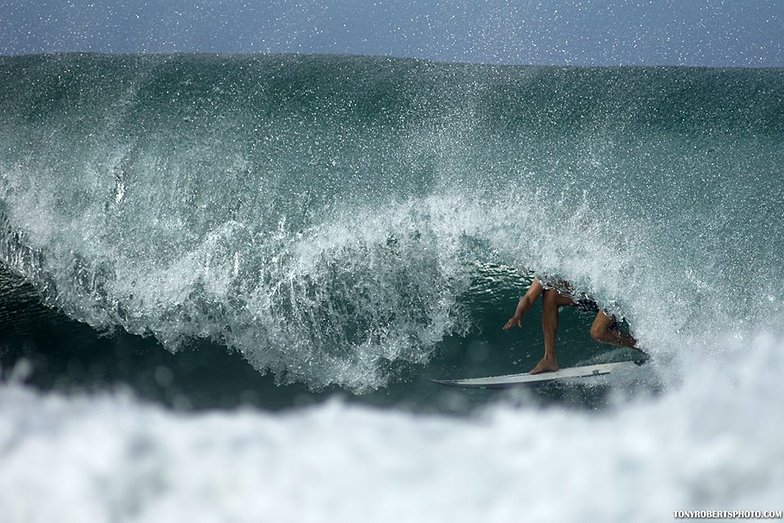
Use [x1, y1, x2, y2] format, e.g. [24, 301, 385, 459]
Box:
[542, 289, 558, 307]
[590, 322, 608, 342]
[590, 316, 615, 343]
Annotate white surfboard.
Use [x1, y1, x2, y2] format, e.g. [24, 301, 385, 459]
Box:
[431, 360, 642, 389]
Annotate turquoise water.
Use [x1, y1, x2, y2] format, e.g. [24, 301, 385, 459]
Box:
[1, 54, 783, 521]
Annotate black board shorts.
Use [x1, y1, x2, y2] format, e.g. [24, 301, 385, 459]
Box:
[573, 297, 601, 314]
[538, 277, 606, 317]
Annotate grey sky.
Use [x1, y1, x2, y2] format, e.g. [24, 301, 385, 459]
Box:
[1, 0, 782, 66]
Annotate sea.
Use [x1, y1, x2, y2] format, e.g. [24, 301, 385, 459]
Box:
[1, 53, 783, 522]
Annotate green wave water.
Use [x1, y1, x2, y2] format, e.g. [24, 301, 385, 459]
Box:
[1, 54, 783, 394]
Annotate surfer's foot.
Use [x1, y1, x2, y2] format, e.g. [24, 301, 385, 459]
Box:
[529, 357, 559, 375]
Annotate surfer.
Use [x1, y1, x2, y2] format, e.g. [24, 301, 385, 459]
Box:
[503, 278, 638, 374]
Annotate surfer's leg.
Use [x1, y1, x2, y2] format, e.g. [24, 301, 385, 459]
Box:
[530, 290, 574, 374]
[590, 311, 637, 348]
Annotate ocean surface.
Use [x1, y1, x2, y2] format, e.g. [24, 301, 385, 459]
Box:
[1, 53, 783, 522]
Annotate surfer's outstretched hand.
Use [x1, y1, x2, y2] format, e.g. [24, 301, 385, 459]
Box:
[503, 314, 522, 330]
[503, 280, 542, 331]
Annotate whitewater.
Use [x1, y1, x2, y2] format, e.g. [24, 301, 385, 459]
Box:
[1, 54, 783, 521]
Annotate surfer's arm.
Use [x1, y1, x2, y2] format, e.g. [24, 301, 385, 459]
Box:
[503, 279, 544, 330]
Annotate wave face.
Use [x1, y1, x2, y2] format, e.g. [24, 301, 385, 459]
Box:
[1, 54, 784, 391]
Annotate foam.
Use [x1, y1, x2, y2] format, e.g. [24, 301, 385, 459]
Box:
[1, 332, 782, 523]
